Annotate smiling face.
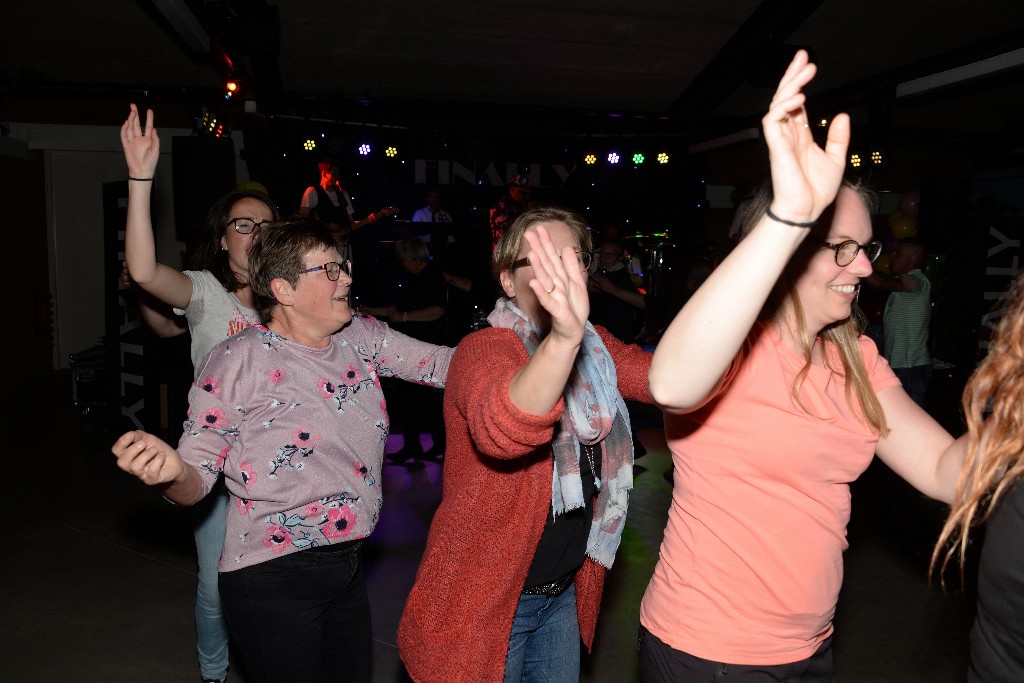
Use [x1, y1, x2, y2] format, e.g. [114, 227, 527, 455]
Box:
[220, 197, 274, 277]
[277, 245, 353, 346]
[790, 186, 874, 336]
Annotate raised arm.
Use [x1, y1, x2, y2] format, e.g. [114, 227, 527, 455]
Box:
[649, 50, 851, 412]
[120, 104, 194, 310]
[507, 225, 589, 415]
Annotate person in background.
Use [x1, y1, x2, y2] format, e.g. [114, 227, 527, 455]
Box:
[639, 50, 966, 681]
[121, 103, 278, 683]
[113, 217, 453, 683]
[489, 173, 532, 250]
[398, 207, 654, 683]
[412, 188, 452, 223]
[298, 157, 388, 257]
[932, 269, 1024, 681]
[361, 235, 449, 460]
[865, 236, 933, 407]
[588, 237, 646, 343]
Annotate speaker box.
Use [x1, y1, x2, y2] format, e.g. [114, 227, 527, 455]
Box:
[172, 136, 236, 241]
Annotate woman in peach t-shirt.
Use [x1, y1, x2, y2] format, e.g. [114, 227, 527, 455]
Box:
[640, 50, 968, 681]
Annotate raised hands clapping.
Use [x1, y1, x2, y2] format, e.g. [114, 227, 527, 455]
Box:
[522, 224, 589, 348]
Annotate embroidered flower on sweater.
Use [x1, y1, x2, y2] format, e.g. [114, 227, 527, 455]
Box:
[200, 376, 220, 395]
[263, 524, 292, 553]
[321, 506, 357, 539]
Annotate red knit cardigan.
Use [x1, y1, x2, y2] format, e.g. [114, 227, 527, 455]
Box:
[398, 326, 652, 682]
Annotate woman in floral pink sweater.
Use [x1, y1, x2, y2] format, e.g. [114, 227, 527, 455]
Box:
[113, 217, 452, 683]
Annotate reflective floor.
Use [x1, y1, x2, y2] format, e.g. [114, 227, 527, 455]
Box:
[3, 371, 970, 682]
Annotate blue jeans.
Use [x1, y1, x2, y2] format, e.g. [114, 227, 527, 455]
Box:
[504, 584, 580, 683]
[191, 482, 230, 681]
[219, 541, 371, 683]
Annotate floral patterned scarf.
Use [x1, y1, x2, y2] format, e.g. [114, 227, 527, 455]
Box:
[487, 298, 633, 569]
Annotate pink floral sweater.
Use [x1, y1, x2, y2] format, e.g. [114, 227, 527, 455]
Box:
[177, 317, 452, 572]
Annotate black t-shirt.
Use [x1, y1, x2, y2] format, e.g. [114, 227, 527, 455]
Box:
[523, 441, 602, 589]
[589, 267, 642, 343]
[392, 262, 448, 345]
[970, 480, 1024, 681]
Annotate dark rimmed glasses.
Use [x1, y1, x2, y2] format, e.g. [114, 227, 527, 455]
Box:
[511, 250, 593, 272]
[821, 240, 882, 267]
[229, 218, 273, 234]
[298, 260, 352, 281]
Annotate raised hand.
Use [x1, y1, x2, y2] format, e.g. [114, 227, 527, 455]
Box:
[762, 49, 850, 225]
[120, 103, 160, 178]
[523, 225, 589, 347]
[112, 430, 186, 487]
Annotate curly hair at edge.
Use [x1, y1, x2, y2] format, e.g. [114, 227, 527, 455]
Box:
[931, 271, 1024, 584]
[738, 179, 888, 436]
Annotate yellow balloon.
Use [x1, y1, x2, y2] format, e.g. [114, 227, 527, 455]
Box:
[888, 210, 904, 229]
[874, 253, 891, 275]
[891, 215, 918, 240]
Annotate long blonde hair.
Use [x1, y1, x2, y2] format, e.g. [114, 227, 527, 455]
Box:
[932, 271, 1024, 582]
[741, 180, 888, 435]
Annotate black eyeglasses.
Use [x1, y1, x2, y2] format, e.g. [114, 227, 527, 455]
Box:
[298, 260, 352, 281]
[821, 240, 882, 267]
[229, 218, 273, 234]
[511, 251, 593, 272]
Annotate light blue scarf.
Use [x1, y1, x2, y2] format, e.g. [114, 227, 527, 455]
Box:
[487, 298, 633, 569]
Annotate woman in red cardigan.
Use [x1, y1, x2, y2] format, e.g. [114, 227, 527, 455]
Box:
[398, 207, 653, 682]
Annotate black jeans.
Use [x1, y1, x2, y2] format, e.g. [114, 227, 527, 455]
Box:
[638, 626, 834, 682]
[219, 541, 371, 683]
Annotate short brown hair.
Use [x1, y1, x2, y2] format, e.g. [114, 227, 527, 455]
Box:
[248, 217, 338, 322]
[492, 207, 592, 279]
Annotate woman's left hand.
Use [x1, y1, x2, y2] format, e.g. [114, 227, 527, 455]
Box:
[524, 225, 589, 347]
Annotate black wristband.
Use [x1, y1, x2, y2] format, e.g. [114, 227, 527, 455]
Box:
[128, 176, 154, 182]
[765, 206, 816, 228]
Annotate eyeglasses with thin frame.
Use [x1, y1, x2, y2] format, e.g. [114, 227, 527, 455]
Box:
[821, 240, 882, 267]
[511, 250, 593, 272]
[298, 260, 353, 281]
[229, 218, 273, 234]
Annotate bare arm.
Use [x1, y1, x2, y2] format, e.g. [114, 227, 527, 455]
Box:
[864, 271, 918, 293]
[874, 385, 964, 503]
[507, 226, 589, 416]
[120, 105, 194, 309]
[112, 430, 204, 505]
[649, 50, 851, 413]
[589, 274, 646, 309]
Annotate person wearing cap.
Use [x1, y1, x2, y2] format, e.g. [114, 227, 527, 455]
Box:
[489, 173, 532, 250]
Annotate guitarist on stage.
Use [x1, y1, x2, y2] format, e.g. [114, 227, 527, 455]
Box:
[299, 157, 394, 256]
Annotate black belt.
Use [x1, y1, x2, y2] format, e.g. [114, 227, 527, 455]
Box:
[522, 571, 574, 597]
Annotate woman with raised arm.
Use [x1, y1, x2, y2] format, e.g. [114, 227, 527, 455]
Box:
[639, 50, 967, 681]
[933, 270, 1024, 681]
[398, 208, 653, 683]
[120, 104, 278, 683]
[113, 218, 452, 682]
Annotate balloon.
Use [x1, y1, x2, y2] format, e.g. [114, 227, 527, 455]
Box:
[891, 215, 918, 240]
[899, 191, 921, 219]
[873, 253, 891, 275]
[888, 210, 905, 229]
[237, 180, 270, 195]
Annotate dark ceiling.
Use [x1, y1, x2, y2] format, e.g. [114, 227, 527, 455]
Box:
[4, 1, 1024, 154]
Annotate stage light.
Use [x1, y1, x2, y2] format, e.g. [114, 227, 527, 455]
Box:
[584, 153, 597, 165]
[632, 153, 645, 165]
[358, 143, 372, 156]
[818, 118, 828, 128]
[385, 146, 398, 158]
[849, 153, 862, 168]
[304, 139, 316, 151]
[657, 152, 669, 164]
[607, 152, 620, 165]
[870, 149, 885, 166]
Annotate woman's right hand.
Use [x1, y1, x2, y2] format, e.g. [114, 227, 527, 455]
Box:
[523, 224, 589, 348]
[762, 49, 850, 225]
[112, 430, 185, 487]
[120, 104, 160, 178]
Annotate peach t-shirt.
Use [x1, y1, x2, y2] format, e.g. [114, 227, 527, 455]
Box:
[640, 324, 899, 665]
